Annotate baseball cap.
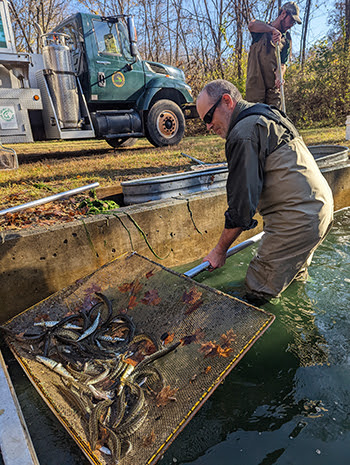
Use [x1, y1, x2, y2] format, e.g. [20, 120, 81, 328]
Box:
[282, 2, 302, 24]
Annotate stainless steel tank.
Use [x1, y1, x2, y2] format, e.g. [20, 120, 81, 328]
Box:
[41, 33, 81, 129]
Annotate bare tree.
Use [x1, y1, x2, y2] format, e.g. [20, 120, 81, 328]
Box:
[345, 0, 350, 46]
[300, 0, 312, 68]
[75, 0, 132, 16]
[9, 0, 72, 52]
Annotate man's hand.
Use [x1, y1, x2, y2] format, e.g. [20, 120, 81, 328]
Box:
[202, 226, 243, 271]
[271, 27, 282, 44]
[203, 245, 227, 271]
[275, 77, 285, 89]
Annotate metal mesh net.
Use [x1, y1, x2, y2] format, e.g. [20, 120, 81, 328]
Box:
[4, 252, 274, 465]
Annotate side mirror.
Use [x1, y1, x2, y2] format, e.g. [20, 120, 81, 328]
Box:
[127, 16, 137, 58]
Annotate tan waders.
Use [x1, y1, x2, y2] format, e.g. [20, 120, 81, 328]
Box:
[245, 137, 334, 299]
[246, 33, 286, 109]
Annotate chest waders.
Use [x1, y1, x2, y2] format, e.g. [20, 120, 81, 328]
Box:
[245, 34, 287, 109]
[232, 105, 334, 299]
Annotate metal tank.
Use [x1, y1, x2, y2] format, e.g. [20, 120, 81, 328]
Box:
[41, 33, 81, 129]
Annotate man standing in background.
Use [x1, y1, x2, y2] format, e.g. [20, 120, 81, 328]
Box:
[245, 2, 301, 109]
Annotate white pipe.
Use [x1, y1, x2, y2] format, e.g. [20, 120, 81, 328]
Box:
[0, 182, 99, 216]
[184, 231, 264, 278]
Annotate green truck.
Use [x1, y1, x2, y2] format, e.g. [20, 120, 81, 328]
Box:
[0, 7, 196, 147]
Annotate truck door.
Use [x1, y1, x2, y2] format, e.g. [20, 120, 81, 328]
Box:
[90, 19, 145, 105]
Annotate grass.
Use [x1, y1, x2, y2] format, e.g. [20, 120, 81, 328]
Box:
[0, 126, 349, 210]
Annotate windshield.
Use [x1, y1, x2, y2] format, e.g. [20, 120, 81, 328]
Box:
[93, 19, 132, 60]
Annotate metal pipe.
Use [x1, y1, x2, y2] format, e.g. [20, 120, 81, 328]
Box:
[180, 152, 207, 165]
[184, 231, 264, 278]
[0, 182, 99, 216]
[275, 43, 286, 113]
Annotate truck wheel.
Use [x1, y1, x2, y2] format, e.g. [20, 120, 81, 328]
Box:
[146, 99, 185, 147]
[106, 138, 137, 149]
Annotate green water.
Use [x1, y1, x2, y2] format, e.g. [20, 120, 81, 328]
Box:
[2, 208, 349, 465]
[160, 208, 350, 465]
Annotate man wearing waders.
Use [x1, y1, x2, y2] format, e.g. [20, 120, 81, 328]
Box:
[246, 2, 301, 110]
[196, 80, 333, 305]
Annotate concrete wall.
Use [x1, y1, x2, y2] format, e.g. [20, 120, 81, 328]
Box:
[1, 164, 349, 323]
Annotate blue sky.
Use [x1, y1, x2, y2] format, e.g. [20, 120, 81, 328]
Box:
[291, 1, 334, 54]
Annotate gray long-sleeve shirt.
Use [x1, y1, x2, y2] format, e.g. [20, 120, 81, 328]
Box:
[224, 100, 295, 230]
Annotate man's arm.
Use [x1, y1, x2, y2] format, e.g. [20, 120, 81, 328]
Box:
[203, 227, 243, 270]
[248, 19, 281, 44]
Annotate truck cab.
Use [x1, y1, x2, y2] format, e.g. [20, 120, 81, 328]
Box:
[54, 13, 195, 147]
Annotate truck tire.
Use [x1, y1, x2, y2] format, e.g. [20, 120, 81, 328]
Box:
[106, 138, 137, 149]
[146, 99, 185, 147]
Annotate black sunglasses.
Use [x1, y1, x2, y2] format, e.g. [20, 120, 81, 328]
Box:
[203, 96, 222, 124]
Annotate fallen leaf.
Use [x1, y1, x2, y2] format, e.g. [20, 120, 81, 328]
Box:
[180, 328, 204, 345]
[217, 346, 233, 357]
[131, 279, 143, 295]
[111, 326, 129, 338]
[184, 299, 203, 315]
[162, 332, 175, 345]
[118, 282, 133, 293]
[182, 287, 202, 305]
[145, 269, 155, 279]
[156, 385, 178, 407]
[128, 295, 137, 310]
[118, 279, 142, 296]
[141, 289, 161, 306]
[142, 430, 156, 447]
[34, 313, 50, 323]
[199, 341, 219, 357]
[220, 329, 236, 348]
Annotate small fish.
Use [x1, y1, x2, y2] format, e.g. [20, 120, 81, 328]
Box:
[34, 321, 82, 330]
[135, 341, 180, 372]
[105, 425, 122, 462]
[88, 384, 114, 400]
[86, 367, 110, 386]
[117, 363, 135, 395]
[88, 399, 113, 450]
[77, 313, 101, 342]
[36, 355, 76, 380]
[124, 380, 145, 424]
[97, 335, 125, 343]
[111, 389, 126, 429]
[116, 408, 148, 439]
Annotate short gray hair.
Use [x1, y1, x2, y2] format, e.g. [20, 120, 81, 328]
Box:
[199, 79, 242, 104]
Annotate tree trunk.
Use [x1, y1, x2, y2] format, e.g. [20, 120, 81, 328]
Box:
[300, 0, 312, 69]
